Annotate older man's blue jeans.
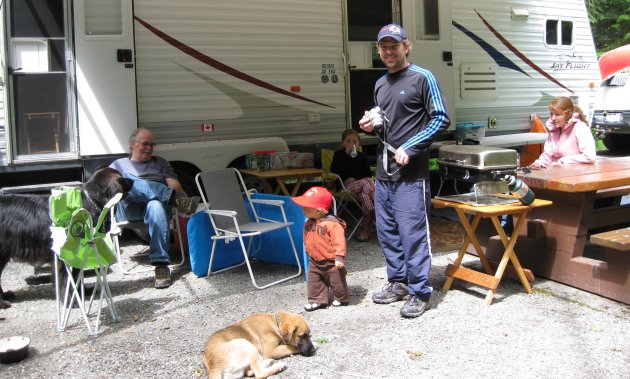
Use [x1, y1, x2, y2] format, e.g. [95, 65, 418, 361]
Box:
[116, 174, 173, 265]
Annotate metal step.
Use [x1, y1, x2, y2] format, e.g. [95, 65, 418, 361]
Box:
[0, 181, 82, 194]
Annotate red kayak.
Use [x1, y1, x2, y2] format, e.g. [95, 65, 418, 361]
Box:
[599, 44, 630, 80]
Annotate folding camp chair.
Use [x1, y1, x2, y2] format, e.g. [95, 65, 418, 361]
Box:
[110, 203, 186, 275]
[49, 187, 122, 336]
[321, 148, 364, 240]
[195, 168, 302, 289]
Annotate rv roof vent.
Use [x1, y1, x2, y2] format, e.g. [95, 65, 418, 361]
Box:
[460, 63, 498, 99]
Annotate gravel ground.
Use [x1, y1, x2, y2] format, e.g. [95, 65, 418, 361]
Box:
[1, 233, 629, 378]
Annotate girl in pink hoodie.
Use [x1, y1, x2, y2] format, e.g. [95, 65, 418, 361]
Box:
[530, 96, 596, 168]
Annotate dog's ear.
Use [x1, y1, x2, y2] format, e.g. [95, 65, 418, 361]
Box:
[120, 177, 134, 193]
[279, 323, 296, 344]
[277, 312, 297, 343]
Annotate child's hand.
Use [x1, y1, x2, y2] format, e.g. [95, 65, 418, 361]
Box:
[335, 261, 345, 269]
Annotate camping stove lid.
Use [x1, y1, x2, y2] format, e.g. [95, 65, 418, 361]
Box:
[438, 144, 518, 170]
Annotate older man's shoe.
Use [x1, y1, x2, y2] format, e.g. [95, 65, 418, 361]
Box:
[175, 195, 200, 215]
[155, 264, 172, 289]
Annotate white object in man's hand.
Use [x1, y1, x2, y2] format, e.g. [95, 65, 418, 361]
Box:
[359, 111, 374, 132]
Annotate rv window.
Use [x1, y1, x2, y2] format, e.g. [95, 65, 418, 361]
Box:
[546, 20, 558, 45]
[347, 0, 400, 41]
[545, 19, 573, 47]
[415, 0, 439, 40]
[561, 22, 573, 45]
[10, 0, 64, 38]
[84, 0, 123, 36]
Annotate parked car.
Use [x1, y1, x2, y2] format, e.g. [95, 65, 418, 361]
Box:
[592, 72, 630, 153]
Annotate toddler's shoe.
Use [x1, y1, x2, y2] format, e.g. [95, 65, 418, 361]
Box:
[332, 300, 349, 307]
[304, 303, 326, 312]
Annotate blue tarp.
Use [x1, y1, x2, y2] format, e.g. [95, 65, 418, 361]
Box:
[188, 193, 307, 278]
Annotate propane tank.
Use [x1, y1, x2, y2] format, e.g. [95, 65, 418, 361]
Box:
[503, 175, 535, 205]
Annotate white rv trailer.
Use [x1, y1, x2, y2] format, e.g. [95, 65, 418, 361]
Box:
[0, 0, 599, 192]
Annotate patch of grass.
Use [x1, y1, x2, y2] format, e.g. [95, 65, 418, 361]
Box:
[533, 288, 601, 312]
[314, 337, 330, 344]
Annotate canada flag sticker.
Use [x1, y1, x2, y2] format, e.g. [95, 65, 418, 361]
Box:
[201, 123, 215, 132]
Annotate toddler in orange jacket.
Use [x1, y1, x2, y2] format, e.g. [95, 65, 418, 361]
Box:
[292, 187, 350, 311]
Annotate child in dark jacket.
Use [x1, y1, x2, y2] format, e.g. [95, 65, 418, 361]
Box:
[292, 187, 349, 311]
[330, 129, 375, 241]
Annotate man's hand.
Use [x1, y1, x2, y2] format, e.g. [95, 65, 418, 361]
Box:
[394, 147, 409, 166]
[335, 260, 345, 269]
[359, 111, 374, 133]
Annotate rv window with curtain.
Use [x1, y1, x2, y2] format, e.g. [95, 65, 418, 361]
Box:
[415, 0, 439, 40]
[545, 19, 573, 47]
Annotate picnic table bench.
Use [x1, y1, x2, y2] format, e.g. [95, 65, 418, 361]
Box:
[590, 227, 630, 251]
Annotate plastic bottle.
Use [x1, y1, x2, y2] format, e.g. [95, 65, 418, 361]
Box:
[503, 175, 535, 205]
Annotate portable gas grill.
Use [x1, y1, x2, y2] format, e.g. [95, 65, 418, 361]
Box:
[436, 145, 519, 203]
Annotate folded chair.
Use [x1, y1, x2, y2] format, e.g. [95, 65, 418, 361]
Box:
[49, 187, 122, 336]
[195, 168, 302, 289]
[110, 203, 186, 275]
[321, 148, 364, 240]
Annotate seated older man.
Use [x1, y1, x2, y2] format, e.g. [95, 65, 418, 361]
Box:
[110, 128, 199, 288]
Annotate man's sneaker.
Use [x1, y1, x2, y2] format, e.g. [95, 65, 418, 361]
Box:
[154, 264, 172, 289]
[175, 195, 200, 215]
[372, 282, 409, 304]
[400, 295, 429, 318]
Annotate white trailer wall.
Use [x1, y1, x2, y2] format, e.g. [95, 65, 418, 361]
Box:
[133, 0, 346, 146]
[450, 0, 599, 132]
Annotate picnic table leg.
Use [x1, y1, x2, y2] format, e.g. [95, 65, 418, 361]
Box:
[274, 178, 290, 196]
[290, 177, 306, 196]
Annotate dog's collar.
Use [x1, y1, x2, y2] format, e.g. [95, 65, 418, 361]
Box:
[82, 189, 102, 213]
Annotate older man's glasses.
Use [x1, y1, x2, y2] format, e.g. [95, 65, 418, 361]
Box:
[134, 141, 157, 148]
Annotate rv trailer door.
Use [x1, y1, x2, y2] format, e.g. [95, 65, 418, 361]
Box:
[73, 0, 137, 155]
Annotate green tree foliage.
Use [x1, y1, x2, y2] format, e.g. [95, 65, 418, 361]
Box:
[587, 0, 630, 53]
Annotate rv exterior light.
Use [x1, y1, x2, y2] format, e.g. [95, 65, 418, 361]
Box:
[291, 85, 301, 92]
[511, 7, 529, 19]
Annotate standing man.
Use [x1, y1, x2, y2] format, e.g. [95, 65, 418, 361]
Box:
[359, 24, 450, 318]
[110, 128, 200, 289]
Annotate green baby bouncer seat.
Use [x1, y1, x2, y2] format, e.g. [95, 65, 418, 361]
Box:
[49, 186, 123, 336]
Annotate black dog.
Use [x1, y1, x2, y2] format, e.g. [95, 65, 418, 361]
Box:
[0, 167, 133, 309]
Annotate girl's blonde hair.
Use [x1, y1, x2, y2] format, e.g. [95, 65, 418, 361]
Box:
[549, 96, 588, 123]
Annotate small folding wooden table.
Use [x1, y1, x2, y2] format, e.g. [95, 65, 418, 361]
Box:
[432, 197, 552, 305]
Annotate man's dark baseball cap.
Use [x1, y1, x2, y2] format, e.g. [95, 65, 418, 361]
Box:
[377, 24, 408, 42]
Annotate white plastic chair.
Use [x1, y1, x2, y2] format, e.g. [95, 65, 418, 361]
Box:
[50, 189, 122, 336]
[195, 168, 302, 289]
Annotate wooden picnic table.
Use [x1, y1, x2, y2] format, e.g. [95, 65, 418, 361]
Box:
[239, 168, 323, 197]
[476, 156, 630, 304]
